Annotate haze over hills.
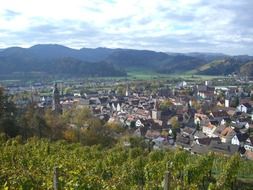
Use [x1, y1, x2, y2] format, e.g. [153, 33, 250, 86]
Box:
[0, 44, 253, 77]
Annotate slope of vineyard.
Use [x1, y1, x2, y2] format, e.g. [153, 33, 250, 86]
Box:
[0, 135, 253, 190]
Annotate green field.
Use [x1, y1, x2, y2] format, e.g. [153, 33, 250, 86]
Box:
[0, 70, 227, 87]
[126, 69, 225, 81]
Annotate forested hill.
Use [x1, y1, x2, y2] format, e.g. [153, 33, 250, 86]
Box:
[194, 56, 253, 76]
[0, 45, 125, 77]
[0, 44, 253, 77]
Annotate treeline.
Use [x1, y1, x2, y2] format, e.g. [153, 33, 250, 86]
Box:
[0, 87, 122, 147]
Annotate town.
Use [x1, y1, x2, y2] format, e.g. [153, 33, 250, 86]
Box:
[3, 75, 253, 160]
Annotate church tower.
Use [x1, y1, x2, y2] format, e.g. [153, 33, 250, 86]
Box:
[52, 83, 62, 114]
[152, 99, 161, 120]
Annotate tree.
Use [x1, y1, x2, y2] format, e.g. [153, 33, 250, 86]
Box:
[63, 87, 72, 95]
[106, 122, 124, 133]
[0, 87, 5, 117]
[191, 100, 201, 110]
[116, 85, 125, 96]
[0, 116, 19, 137]
[19, 104, 48, 139]
[44, 109, 63, 140]
[130, 121, 136, 128]
[251, 93, 253, 101]
[129, 136, 147, 149]
[80, 118, 116, 147]
[61, 106, 116, 146]
[196, 122, 200, 131]
[63, 128, 79, 142]
[169, 116, 180, 129]
[230, 96, 239, 108]
[159, 99, 173, 111]
[0, 87, 16, 117]
[71, 107, 92, 127]
[0, 87, 18, 138]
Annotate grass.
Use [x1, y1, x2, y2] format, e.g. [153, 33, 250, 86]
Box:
[126, 69, 225, 81]
[0, 69, 227, 85]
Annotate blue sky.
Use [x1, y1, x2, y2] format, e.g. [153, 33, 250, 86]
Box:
[0, 0, 252, 55]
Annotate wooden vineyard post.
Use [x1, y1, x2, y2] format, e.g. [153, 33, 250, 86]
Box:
[53, 166, 59, 190]
[164, 171, 170, 190]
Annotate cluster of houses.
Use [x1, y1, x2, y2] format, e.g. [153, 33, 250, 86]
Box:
[49, 80, 253, 159]
[7, 79, 253, 159]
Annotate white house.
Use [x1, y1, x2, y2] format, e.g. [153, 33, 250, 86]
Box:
[244, 137, 253, 152]
[231, 135, 240, 146]
[116, 103, 121, 112]
[236, 103, 252, 113]
[176, 81, 187, 88]
[237, 104, 247, 113]
[245, 144, 253, 152]
[135, 119, 144, 127]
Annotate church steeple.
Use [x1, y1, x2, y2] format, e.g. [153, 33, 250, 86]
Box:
[52, 83, 62, 114]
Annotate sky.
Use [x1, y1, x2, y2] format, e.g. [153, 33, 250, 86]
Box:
[0, 0, 252, 55]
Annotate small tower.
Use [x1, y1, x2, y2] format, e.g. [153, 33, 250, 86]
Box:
[152, 99, 161, 120]
[125, 83, 129, 97]
[52, 83, 62, 114]
[225, 93, 230, 108]
[172, 88, 175, 96]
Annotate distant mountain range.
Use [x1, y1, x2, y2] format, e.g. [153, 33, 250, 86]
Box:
[0, 44, 253, 77]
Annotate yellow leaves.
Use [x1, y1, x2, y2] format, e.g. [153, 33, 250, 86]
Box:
[63, 129, 78, 142]
[106, 122, 123, 133]
[86, 118, 102, 129]
[159, 99, 173, 111]
[72, 107, 92, 127]
[191, 100, 201, 110]
[169, 116, 180, 129]
[161, 130, 169, 137]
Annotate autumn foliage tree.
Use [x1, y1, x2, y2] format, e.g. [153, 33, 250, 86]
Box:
[0, 87, 18, 137]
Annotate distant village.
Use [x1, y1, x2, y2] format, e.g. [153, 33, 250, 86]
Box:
[3, 76, 253, 160]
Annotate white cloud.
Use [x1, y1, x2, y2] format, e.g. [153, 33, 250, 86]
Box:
[0, 0, 252, 55]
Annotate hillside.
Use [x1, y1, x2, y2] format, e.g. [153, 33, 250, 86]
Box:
[0, 44, 253, 77]
[106, 50, 208, 73]
[0, 45, 208, 77]
[105, 49, 169, 68]
[28, 44, 116, 62]
[191, 56, 253, 76]
[0, 137, 252, 189]
[0, 45, 125, 77]
[240, 61, 253, 76]
[184, 52, 228, 62]
[156, 54, 206, 73]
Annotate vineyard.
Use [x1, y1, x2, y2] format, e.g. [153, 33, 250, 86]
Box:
[0, 135, 253, 190]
